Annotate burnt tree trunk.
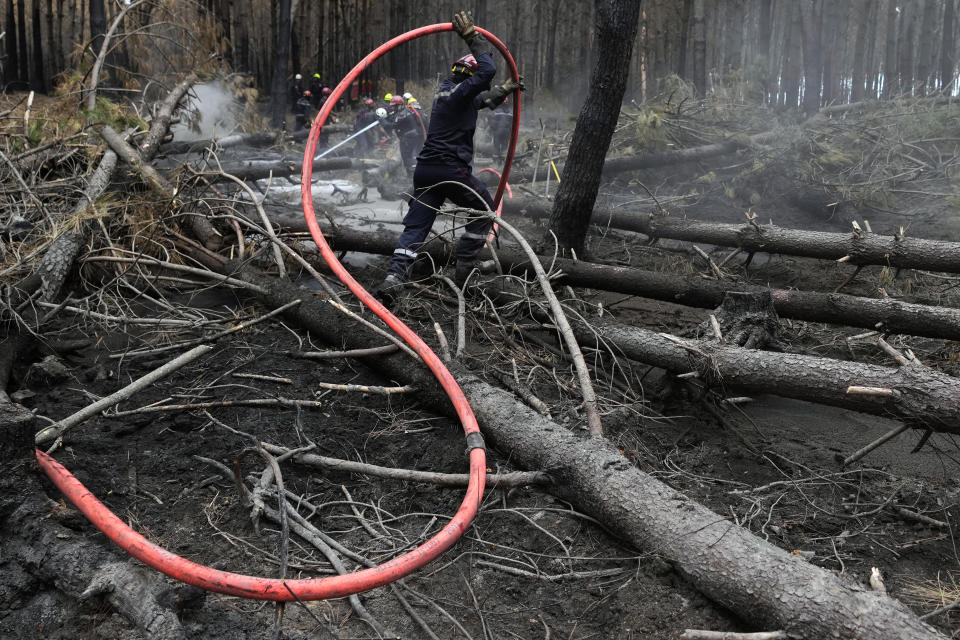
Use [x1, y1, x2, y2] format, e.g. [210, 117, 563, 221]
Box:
[691, 0, 705, 95]
[543, 0, 641, 257]
[941, 0, 956, 92]
[89, 0, 106, 57]
[267, 0, 291, 129]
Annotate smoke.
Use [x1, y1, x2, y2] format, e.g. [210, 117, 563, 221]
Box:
[170, 81, 242, 141]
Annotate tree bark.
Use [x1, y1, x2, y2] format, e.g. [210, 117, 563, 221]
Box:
[883, 0, 899, 98]
[220, 266, 946, 640]
[691, 0, 706, 95]
[267, 0, 291, 128]
[543, 0, 642, 257]
[941, 0, 956, 92]
[799, 0, 822, 114]
[851, 0, 868, 102]
[89, 0, 106, 57]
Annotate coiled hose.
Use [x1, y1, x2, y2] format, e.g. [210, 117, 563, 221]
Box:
[35, 23, 520, 601]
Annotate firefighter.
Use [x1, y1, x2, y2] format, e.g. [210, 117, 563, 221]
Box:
[354, 97, 381, 154]
[490, 96, 513, 159]
[375, 10, 523, 303]
[308, 73, 324, 108]
[379, 95, 428, 175]
[294, 90, 312, 131]
[289, 74, 304, 109]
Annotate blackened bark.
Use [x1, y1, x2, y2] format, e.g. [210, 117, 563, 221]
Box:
[90, 0, 106, 57]
[799, 0, 822, 114]
[3, 0, 18, 85]
[917, 0, 939, 94]
[267, 0, 292, 128]
[30, 0, 43, 92]
[941, 0, 956, 91]
[883, 0, 899, 97]
[851, 0, 868, 102]
[543, 0, 641, 256]
[691, 0, 705, 95]
[677, 0, 693, 79]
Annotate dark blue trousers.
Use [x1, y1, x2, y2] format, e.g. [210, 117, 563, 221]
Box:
[388, 161, 495, 279]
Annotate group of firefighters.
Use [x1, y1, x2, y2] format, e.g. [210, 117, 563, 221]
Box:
[288, 10, 523, 305]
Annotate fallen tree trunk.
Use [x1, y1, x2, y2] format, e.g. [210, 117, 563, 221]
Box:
[158, 132, 277, 156]
[224, 265, 944, 640]
[602, 215, 960, 275]
[281, 225, 960, 341]
[601, 130, 782, 177]
[570, 315, 960, 433]
[502, 199, 960, 275]
[208, 156, 377, 182]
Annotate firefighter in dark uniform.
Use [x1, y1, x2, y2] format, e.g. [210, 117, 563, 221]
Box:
[294, 90, 312, 131]
[491, 96, 513, 159]
[354, 98, 381, 154]
[375, 10, 523, 302]
[379, 95, 428, 175]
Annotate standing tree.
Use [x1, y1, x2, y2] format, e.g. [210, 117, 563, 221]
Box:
[90, 0, 106, 57]
[268, 0, 292, 129]
[941, 0, 956, 92]
[691, 0, 705, 96]
[543, 0, 642, 257]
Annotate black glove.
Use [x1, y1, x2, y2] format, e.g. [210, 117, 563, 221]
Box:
[452, 11, 477, 42]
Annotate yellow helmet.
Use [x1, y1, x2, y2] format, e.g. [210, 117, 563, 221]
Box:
[384, 93, 393, 102]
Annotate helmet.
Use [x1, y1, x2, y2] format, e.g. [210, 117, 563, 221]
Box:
[384, 93, 393, 102]
[452, 54, 478, 76]
[363, 98, 375, 107]
[376, 107, 387, 119]
[322, 87, 331, 95]
[303, 90, 312, 97]
[295, 74, 302, 80]
[402, 92, 413, 100]
[313, 73, 321, 79]
[390, 96, 405, 106]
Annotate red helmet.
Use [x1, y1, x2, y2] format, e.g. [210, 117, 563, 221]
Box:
[363, 98, 375, 107]
[322, 87, 331, 95]
[452, 54, 478, 76]
[302, 90, 312, 97]
[390, 96, 405, 106]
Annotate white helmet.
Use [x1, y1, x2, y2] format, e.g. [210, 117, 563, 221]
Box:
[295, 74, 302, 80]
[376, 107, 387, 119]
[402, 92, 413, 100]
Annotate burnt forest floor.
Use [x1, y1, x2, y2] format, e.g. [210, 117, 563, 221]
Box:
[5, 92, 960, 639]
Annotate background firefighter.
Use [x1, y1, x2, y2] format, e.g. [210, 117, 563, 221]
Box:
[379, 95, 428, 174]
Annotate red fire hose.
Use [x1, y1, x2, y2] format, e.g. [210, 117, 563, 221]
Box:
[35, 23, 521, 601]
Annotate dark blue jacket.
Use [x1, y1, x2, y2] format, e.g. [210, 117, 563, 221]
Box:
[417, 50, 496, 169]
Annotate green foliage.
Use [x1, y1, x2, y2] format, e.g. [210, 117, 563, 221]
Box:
[26, 120, 45, 147]
[86, 97, 148, 131]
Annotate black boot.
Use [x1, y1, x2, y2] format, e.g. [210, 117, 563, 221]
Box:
[373, 274, 403, 307]
[454, 260, 477, 289]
